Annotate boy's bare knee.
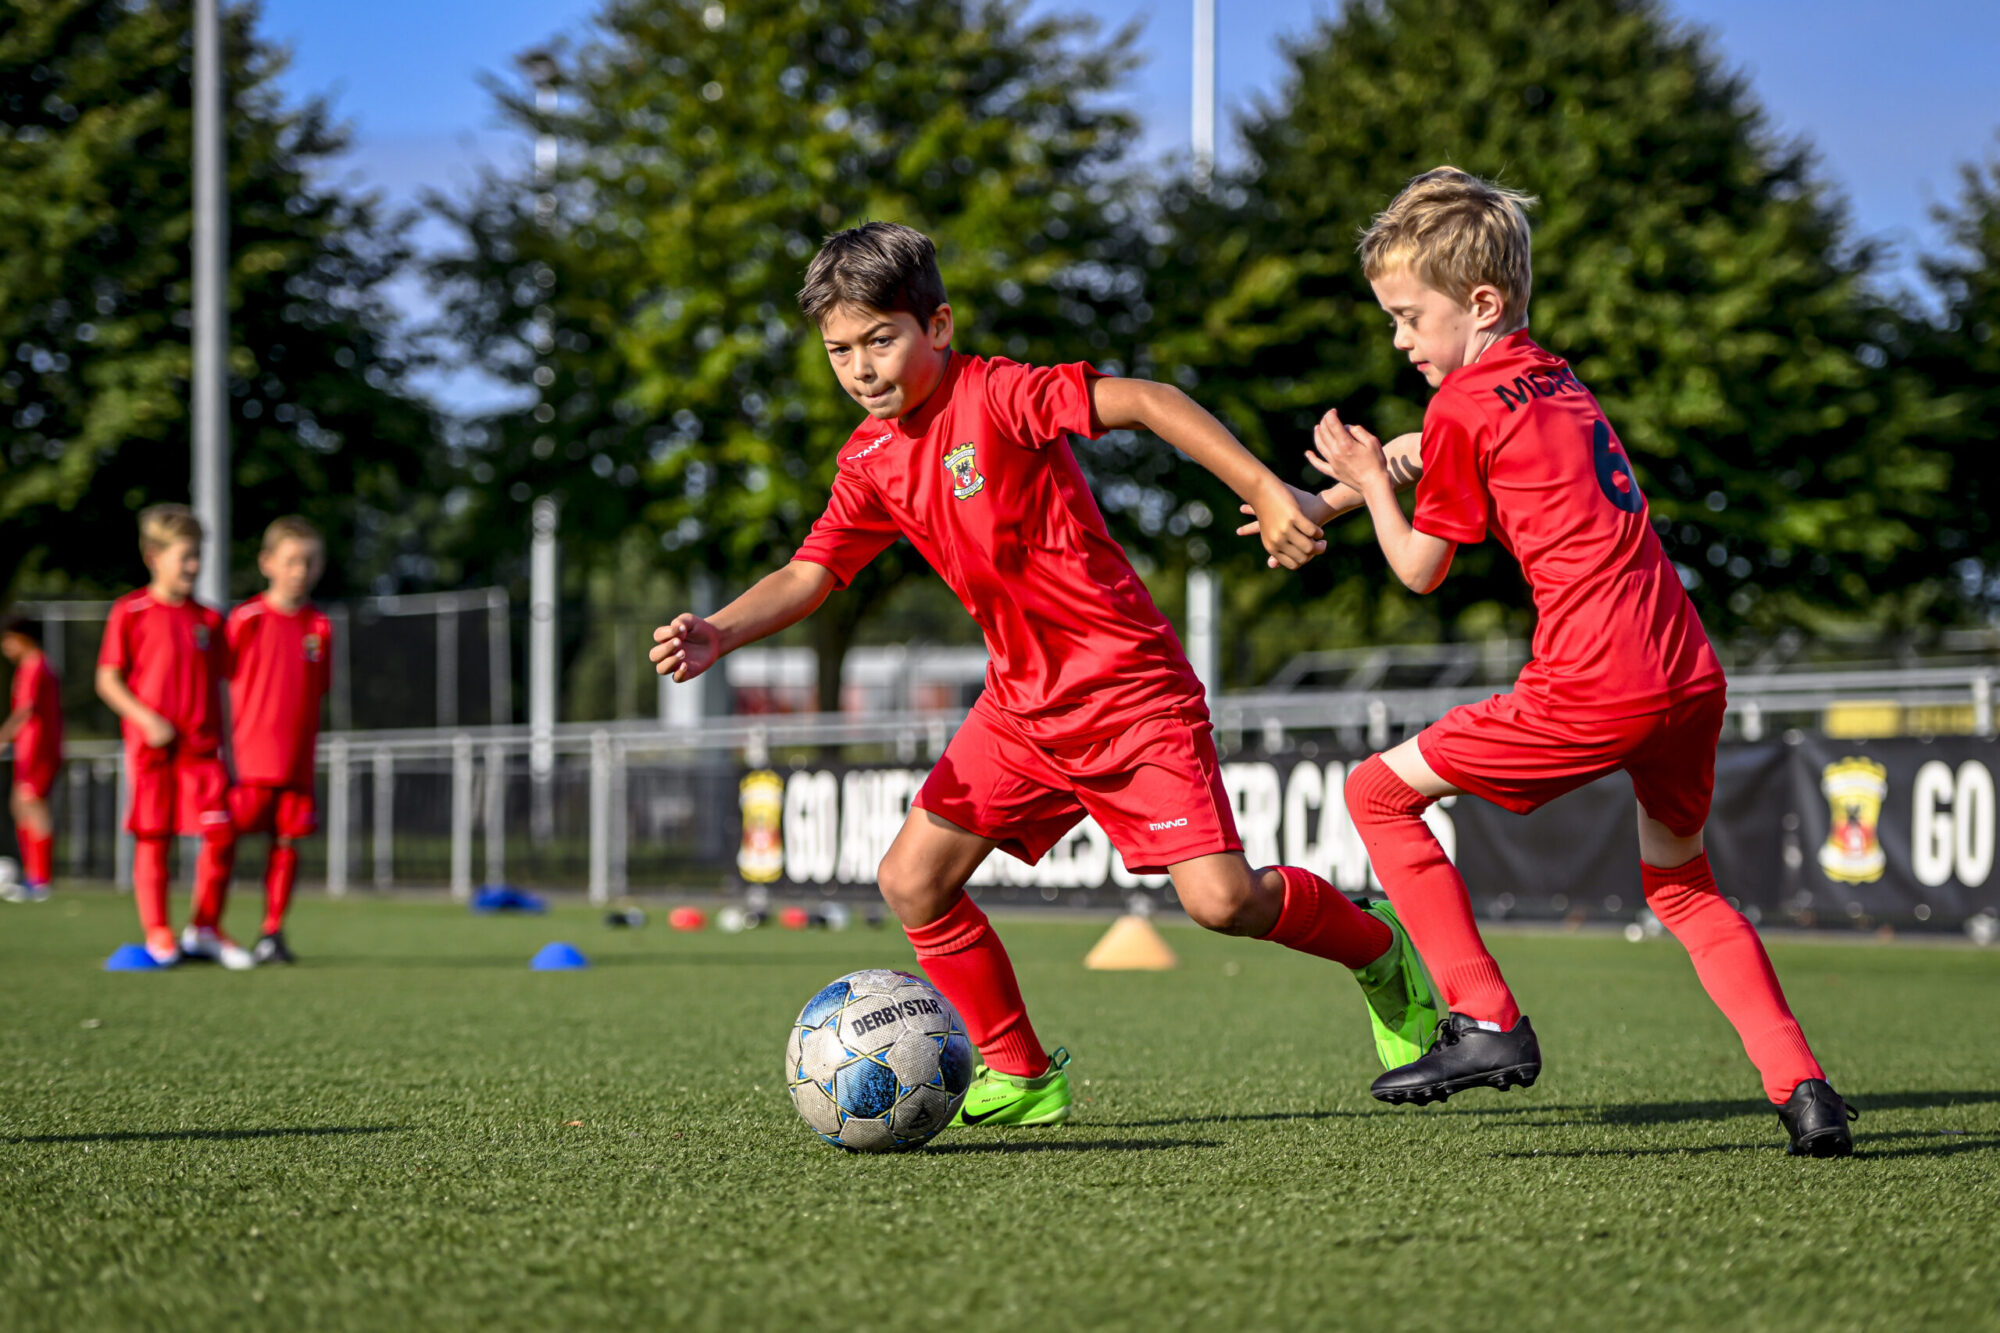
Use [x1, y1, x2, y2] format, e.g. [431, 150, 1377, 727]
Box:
[876, 851, 952, 924]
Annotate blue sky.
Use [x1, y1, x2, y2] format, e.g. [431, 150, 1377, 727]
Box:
[257, 0, 2000, 409]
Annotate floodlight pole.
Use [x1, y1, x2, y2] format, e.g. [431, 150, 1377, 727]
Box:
[192, 0, 229, 609]
[1187, 0, 1221, 699]
[1192, 0, 1216, 192]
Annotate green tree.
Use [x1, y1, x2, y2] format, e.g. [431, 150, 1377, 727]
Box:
[1908, 147, 2000, 619]
[428, 0, 1149, 709]
[1144, 0, 1952, 673]
[0, 0, 434, 602]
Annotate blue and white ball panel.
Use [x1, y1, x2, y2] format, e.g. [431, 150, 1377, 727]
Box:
[796, 1025, 848, 1089]
[790, 1080, 844, 1137]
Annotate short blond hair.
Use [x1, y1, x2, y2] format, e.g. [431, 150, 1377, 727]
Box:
[138, 503, 203, 556]
[1359, 167, 1537, 326]
[262, 514, 324, 555]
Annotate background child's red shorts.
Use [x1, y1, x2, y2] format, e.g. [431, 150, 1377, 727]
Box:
[230, 784, 318, 839]
[1417, 687, 1727, 837]
[124, 742, 232, 837]
[12, 744, 61, 799]
[915, 701, 1242, 872]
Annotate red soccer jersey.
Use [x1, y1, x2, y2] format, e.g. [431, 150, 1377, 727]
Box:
[226, 596, 333, 789]
[97, 588, 229, 751]
[793, 352, 1204, 743]
[1413, 330, 1725, 718]
[10, 650, 62, 761]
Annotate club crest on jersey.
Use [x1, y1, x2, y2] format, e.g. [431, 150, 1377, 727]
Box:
[193, 625, 210, 651]
[943, 443, 984, 500]
[303, 633, 323, 663]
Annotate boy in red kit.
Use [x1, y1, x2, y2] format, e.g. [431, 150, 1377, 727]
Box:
[226, 516, 333, 965]
[95, 505, 248, 969]
[653, 222, 1440, 1127]
[1, 613, 63, 903]
[1307, 168, 1853, 1155]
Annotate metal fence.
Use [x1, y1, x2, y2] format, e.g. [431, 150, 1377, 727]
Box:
[11, 662, 1994, 904]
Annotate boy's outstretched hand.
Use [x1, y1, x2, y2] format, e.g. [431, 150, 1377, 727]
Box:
[1308, 409, 1389, 489]
[651, 613, 720, 682]
[1236, 483, 1336, 570]
[1246, 480, 1330, 569]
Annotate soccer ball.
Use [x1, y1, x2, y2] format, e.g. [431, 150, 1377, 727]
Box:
[784, 968, 975, 1152]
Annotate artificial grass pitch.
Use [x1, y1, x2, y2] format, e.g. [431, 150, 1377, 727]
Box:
[3, 895, 1997, 1332]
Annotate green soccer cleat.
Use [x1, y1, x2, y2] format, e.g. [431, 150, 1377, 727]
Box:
[949, 1047, 1073, 1128]
[1354, 900, 1440, 1071]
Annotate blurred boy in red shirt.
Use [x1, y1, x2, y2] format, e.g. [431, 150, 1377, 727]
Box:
[226, 517, 333, 964]
[95, 505, 244, 968]
[1, 612, 63, 902]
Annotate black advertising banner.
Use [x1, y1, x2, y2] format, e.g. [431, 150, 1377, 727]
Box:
[734, 737, 2000, 927]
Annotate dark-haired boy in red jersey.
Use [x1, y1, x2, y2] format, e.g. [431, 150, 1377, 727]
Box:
[95, 505, 244, 968]
[653, 222, 1441, 1128]
[226, 516, 334, 965]
[1, 613, 63, 903]
[1299, 168, 1853, 1156]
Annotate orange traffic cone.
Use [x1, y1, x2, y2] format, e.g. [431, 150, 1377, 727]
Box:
[1084, 913, 1179, 971]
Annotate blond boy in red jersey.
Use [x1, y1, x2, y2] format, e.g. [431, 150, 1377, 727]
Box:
[226, 517, 334, 965]
[95, 505, 244, 968]
[1299, 168, 1852, 1156]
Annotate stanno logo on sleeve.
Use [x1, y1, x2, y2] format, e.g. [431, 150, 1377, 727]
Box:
[943, 443, 984, 500]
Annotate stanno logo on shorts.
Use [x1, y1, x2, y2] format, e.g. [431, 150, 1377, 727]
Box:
[1147, 817, 1188, 831]
[943, 442, 984, 500]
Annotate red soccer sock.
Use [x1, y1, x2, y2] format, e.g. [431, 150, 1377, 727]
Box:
[903, 891, 1048, 1078]
[1642, 853, 1826, 1103]
[132, 835, 171, 936]
[1346, 755, 1521, 1029]
[262, 843, 299, 937]
[19, 827, 53, 887]
[189, 831, 237, 931]
[1258, 865, 1394, 969]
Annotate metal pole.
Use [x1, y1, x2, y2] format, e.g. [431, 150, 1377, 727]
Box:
[487, 588, 511, 727]
[1192, 0, 1216, 191]
[610, 738, 628, 897]
[372, 746, 394, 889]
[437, 603, 459, 729]
[192, 0, 230, 609]
[663, 570, 713, 726]
[588, 729, 611, 905]
[114, 755, 132, 891]
[530, 497, 559, 842]
[484, 741, 508, 885]
[1186, 567, 1219, 704]
[450, 733, 474, 901]
[327, 737, 349, 896]
[328, 603, 353, 731]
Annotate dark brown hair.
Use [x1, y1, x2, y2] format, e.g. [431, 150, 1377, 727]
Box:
[798, 222, 948, 327]
[0, 610, 42, 646]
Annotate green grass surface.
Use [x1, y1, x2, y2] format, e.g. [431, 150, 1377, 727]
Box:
[4, 893, 1998, 1332]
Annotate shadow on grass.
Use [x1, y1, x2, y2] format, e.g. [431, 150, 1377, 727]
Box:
[1496, 1129, 2000, 1161]
[1115, 1089, 2000, 1132]
[923, 1135, 1218, 1155]
[7, 1125, 403, 1146]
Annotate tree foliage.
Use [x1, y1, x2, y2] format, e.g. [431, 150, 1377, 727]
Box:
[429, 0, 1150, 707]
[1144, 0, 1955, 663]
[1908, 149, 2000, 619]
[0, 0, 432, 601]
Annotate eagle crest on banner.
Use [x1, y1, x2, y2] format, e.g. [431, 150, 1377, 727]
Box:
[1818, 756, 1888, 884]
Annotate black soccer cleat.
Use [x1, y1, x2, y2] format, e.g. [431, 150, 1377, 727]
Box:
[1370, 1012, 1541, 1106]
[1777, 1078, 1856, 1157]
[252, 931, 297, 966]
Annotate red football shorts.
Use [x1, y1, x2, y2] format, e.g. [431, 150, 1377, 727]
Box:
[124, 742, 232, 838]
[1418, 687, 1726, 837]
[231, 784, 318, 839]
[12, 744, 60, 799]
[914, 701, 1242, 872]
